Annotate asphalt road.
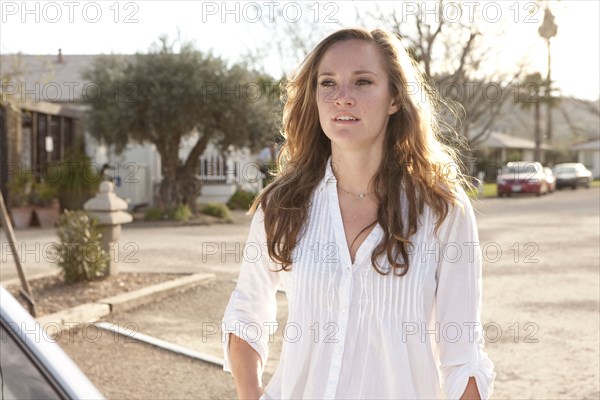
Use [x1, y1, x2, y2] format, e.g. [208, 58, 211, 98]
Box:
[57, 187, 600, 399]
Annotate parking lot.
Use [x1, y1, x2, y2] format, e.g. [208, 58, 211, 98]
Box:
[13, 187, 600, 399]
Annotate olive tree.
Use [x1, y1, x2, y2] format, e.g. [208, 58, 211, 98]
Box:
[83, 37, 280, 211]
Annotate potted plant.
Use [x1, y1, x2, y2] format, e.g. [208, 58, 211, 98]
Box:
[30, 180, 60, 228]
[7, 171, 35, 229]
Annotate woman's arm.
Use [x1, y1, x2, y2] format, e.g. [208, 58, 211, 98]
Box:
[434, 187, 496, 399]
[228, 333, 264, 400]
[460, 377, 481, 400]
[222, 206, 280, 398]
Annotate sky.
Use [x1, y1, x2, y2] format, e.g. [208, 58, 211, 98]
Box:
[1, 0, 599, 101]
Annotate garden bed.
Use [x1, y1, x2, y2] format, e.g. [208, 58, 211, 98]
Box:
[5, 272, 187, 317]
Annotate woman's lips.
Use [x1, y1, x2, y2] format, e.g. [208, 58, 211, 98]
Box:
[332, 114, 360, 124]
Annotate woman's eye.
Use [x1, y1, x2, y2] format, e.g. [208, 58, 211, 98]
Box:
[357, 79, 372, 85]
[319, 80, 335, 87]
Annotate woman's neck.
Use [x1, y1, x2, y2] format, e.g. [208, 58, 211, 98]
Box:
[330, 148, 382, 195]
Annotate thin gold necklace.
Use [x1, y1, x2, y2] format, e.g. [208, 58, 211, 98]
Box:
[336, 183, 378, 199]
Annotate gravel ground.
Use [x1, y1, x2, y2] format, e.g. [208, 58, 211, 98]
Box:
[57, 277, 288, 399]
[57, 324, 238, 399]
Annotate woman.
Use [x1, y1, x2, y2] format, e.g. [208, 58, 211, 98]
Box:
[222, 28, 496, 399]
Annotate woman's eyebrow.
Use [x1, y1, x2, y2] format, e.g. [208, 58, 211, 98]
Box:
[318, 70, 379, 77]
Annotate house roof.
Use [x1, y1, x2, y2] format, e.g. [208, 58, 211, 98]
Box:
[480, 131, 552, 150]
[571, 139, 600, 151]
[1, 53, 133, 103]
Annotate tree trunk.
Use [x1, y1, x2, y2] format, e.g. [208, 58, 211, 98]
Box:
[156, 132, 213, 214]
[181, 131, 213, 213]
[179, 164, 201, 213]
[158, 145, 182, 211]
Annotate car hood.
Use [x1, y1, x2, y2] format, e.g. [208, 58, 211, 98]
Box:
[499, 172, 543, 180]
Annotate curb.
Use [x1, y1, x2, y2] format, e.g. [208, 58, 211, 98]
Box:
[37, 273, 215, 334]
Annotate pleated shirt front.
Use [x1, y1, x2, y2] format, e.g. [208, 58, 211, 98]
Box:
[222, 156, 496, 399]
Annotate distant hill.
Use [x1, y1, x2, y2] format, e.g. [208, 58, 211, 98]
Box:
[487, 96, 599, 150]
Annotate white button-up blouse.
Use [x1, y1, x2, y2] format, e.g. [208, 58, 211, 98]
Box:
[222, 156, 496, 399]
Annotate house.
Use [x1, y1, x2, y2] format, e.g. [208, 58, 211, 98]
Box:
[476, 130, 553, 164]
[469, 130, 553, 181]
[1, 51, 263, 209]
[571, 139, 600, 179]
[0, 97, 85, 206]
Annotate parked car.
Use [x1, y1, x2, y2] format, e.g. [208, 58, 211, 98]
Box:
[553, 163, 593, 189]
[497, 161, 549, 197]
[543, 167, 557, 193]
[0, 286, 105, 399]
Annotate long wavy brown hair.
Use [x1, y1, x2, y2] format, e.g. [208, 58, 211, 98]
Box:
[249, 28, 472, 276]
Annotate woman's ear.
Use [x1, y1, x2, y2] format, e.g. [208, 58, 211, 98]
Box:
[388, 96, 401, 115]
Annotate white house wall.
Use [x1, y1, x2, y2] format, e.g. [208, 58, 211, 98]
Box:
[86, 130, 262, 208]
[85, 132, 158, 209]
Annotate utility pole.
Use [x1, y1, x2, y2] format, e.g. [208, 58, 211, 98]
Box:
[539, 6, 558, 144]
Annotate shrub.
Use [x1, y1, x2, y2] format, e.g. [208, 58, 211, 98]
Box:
[144, 207, 166, 221]
[201, 202, 232, 221]
[7, 170, 35, 207]
[170, 204, 192, 221]
[30, 181, 58, 207]
[227, 189, 257, 210]
[51, 210, 109, 283]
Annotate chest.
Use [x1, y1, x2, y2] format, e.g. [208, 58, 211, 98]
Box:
[337, 196, 379, 263]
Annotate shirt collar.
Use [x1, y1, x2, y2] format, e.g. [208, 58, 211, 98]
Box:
[323, 155, 337, 183]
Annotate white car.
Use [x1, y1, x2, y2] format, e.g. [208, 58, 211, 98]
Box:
[553, 163, 593, 190]
[0, 286, 105, 399]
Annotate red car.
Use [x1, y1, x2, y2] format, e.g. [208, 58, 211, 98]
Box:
[497, 161, 549, 197]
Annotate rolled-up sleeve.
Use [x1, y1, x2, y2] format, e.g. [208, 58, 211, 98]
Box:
[222, 206, 281, 377]
[434, 187, 496, 399]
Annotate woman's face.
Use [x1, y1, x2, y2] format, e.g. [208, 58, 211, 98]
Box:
[316, 39, 400, 154]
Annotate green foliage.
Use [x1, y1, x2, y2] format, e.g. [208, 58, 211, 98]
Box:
[466, 183, 497, 199]
[506, 150, 522, 163]
[82, 37, 280, 211]
[144, 207, 167, 221]
[227, 189, 257, 210]
[46, 148, 102, 210]
[51, 210, 109, 283]
[7, 170, 34, 207]
[201, 202, 232, 221]
[170, 204, 192, 221]
[144, 205, 192, 221]
[30, 181, 57, 207]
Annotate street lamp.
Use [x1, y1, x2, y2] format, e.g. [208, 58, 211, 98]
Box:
[538, 6, 558, 144]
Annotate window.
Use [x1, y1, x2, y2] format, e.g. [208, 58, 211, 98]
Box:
[0, 323, 62, 399]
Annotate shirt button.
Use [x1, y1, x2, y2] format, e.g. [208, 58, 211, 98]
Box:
[327, 388, 334, 395]
[335, 346, 341, 354]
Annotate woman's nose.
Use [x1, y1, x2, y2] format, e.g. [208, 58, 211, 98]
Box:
[335, 84, 355, 106]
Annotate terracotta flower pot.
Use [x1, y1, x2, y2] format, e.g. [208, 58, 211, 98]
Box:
[10, 206, 34, 229]
[34, 200, 61, 228]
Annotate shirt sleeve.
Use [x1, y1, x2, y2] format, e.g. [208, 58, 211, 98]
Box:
[434, 186, 497, 399]
[222, 205, 281, 378]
